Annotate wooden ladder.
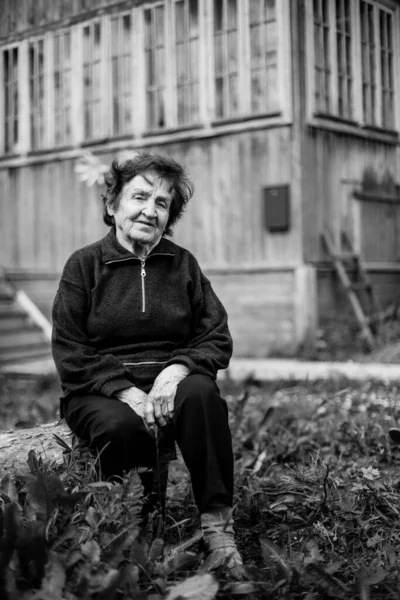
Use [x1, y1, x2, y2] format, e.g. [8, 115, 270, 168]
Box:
[322, 231, 381, 350]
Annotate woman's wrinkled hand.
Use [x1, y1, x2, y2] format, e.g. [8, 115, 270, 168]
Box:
[145, 364, 190, 430]
[116, 386, 148, 420]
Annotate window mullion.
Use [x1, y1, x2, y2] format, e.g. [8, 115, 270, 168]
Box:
[329, 0, 338, 115]
[394, 7, 400, 131]
[352, 0, 362, 123]
[71, 25, 83, 145]
[131, 6, 145, 138]
[165, 1, 174, 128]
[278, 0, 292, 120]
[170, 0, 179, 127]
[239, 0, 250, 114]
[206, 0, 216, 121]
[45, 33, 53, 147]
[198, 0, 210, 126]
[0, 50, 5, 154]
[101, 15, 110, 138]
[374, 4, 382, 127]
[19, 40, 29, 153]
[305, 0, 316, 120]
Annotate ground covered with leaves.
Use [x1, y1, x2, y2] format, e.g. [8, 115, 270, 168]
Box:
[1, 372, 400, 599]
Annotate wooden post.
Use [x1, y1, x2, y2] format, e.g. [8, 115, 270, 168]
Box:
[294, 265, 318, 355]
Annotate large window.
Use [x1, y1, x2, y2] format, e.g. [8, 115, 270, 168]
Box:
[174, 0, 200, 125]
[144, 4, 166, 129]
[54, 31, 72, 146]
[110, 13, 133, 135]
[29, 38, 45, 149]
[309, 0, 398, 131]
[2, 47, 19, 153]
[0, 0, 292, 155]
[83, 21, 102, 139]
[212, 0, 279, 120]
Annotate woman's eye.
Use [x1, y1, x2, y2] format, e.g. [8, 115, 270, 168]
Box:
[133, 195, 145, 201]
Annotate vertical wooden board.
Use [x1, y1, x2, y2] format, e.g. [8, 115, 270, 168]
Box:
[258, 127, 297, 264]
[238, 134, 258, 264]
[171, 143, 199, 257]
[210, 140, 229, 264]
[35, 163, 53, 270]
[225, 136, 243, 264]
[80, 162, 106, 249]
[45, 161, 59, 270]
[16, 167, 36, 269]
[189, 139, 214, 264]
[0, 170, 13, 266]
[55, 161, 72, 268]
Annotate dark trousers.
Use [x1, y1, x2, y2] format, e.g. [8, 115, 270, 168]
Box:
[62, 374, 233, 513]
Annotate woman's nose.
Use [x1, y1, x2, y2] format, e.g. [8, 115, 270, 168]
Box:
[142, 199, 157, 218]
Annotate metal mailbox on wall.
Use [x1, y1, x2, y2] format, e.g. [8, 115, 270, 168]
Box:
[263, 185, 290, 232]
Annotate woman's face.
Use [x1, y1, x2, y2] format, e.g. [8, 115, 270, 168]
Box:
[108, 170, 173, 254]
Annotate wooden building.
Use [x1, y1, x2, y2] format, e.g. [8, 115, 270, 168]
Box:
[0, 0, 399, 361]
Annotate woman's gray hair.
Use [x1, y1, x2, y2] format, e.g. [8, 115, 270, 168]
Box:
[102, 151, 194, 236]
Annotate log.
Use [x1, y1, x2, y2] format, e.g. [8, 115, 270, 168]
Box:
[0, 421, 72, 478]
[0, 422, 172, 501]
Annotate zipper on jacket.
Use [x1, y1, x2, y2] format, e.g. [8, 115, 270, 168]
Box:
[141, 260, 146, 313]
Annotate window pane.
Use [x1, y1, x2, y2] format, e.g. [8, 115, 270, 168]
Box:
[144, 10, 152, 48]
[110, 13, 133, 135]
[313, 0, 331, 113]
[189, 0, 198, 35]
[145, 5, 166, 129]
[213, 0, 240, 118]
[336, 0, 353, 119]
[379, 9, 394, 128]
[174, 0, 200, 125]
[214, 0, 223, 32]
[29, 39, 46, 149]
[3, 48, 19, 153]
[83, 22, 103, 139]
[227, 0, 237, 28]
[360, 1, 376, 125]
[175, 1, 185, 43]
[249, 0, 278, 115]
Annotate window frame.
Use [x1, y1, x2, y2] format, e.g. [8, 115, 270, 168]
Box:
[28, 35, 49, 151]
[0, 44, 21, 155]
[171, 0, 202, 127]
[207, 0, 292, 125]
[0, 0, 292, 157]
[80, 16, 107, 142]
[52, 28, 73, 148]
[108, 10, 135, 137]
[306, 0, 400, 136]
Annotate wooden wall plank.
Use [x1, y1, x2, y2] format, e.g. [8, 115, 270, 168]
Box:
[303, 129, 399, 262]
[0, 170, 13, 266]
[4, 124, 304, 272]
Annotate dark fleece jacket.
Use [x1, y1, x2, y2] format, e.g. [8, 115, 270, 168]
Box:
[52, 229, 232, 403]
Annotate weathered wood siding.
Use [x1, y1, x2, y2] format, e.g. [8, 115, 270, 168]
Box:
[1, 126, 301, 272]
[302, 130, 400, 263]
[210, 270, 296, 357]
[7, 267, 316, 359]
[355, 197, 400, 262]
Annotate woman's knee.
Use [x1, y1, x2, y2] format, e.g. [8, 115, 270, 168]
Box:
[90, 408, 141, 448]
[175, 374, 226, 413]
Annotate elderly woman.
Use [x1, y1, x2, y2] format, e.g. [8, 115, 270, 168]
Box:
[52, 152, 243, 577]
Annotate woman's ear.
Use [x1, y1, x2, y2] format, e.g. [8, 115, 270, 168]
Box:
[106, 202, 115, 217]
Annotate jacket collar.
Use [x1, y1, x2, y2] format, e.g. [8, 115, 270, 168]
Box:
[101, 228, 176, 264]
